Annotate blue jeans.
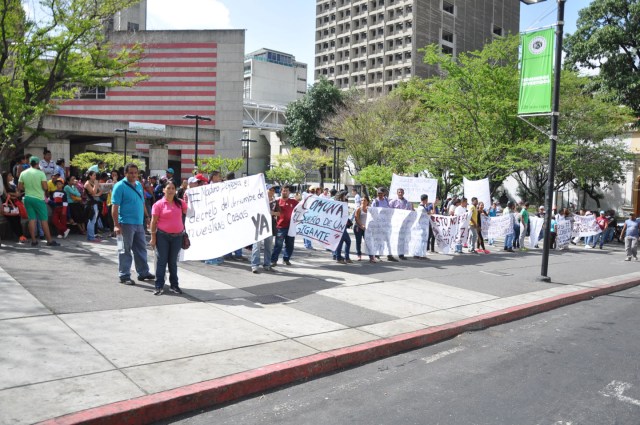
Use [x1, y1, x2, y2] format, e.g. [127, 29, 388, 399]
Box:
[513, 225, 520, 248]
[303, 238, 313, 249]
[119, 224, 150, 280]
[592, 233, 605, 248]
[504, 233, 514, 249]
[87, 204, 99, 240]
[585, 235, 594, 246]
[271, 228, 294, 263]
[154, 231, 182, 289]
[252, 236, 274, 268]
[604, 227, 615, 243]
[333, 230, 351, 260]
[354, 228, 365, 256]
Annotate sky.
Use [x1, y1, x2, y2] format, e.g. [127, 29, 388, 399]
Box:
[143, 0, 592, 83]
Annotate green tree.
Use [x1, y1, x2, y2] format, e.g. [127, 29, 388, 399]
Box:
[274, 147, 332, 186]
[70, 152, 142, 173]
[198, 156, 244, 176]
[284, 77, 345, 149]
[564, 0, 640, 119]
[265, 166, 304, 187]
[0, 0, 144, 165]
[354, 164, 393, 196]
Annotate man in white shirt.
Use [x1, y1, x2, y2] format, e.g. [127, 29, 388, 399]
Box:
[454, 197, 468, 254]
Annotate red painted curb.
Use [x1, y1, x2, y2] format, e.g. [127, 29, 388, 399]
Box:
[38, 277, 640, 425]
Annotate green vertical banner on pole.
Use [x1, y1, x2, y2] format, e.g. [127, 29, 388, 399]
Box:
[518, 28, 555, 115]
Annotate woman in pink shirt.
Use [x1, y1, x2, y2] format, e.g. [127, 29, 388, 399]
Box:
[149, 181, 187, 295]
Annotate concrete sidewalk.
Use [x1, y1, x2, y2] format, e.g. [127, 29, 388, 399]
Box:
[0, 235, 638, 425]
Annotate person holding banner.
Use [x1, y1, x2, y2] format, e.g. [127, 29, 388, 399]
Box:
[519, 202, 530, 251]
[502, 201, 516, 253]
[467, 197, 479, 254]
[476, 201, 488, 254]
[454, 198, 468, 254]
[354, 196, 375, 262]
[620, 212, 640, 261]
[420, 194, 437, 254]
[333, 190, 353, 264]
[251, 185, 280, 273]
[271, 186, 298, 267]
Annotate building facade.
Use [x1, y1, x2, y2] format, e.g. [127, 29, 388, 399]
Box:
[315, 0, 519, 97]
[242, 49, 308, 175]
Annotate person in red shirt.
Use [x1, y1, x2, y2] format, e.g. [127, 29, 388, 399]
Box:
[592, 210, 608, 249]
[271, 185, 298, 266]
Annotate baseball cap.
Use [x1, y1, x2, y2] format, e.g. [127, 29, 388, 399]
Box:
[30, 156, 40, 164]
[195, 174, 208, 183]
[600, 210, 605, 214]
[166, 168, 174, 174]
[265, 184, 273, 190]
[187, 176, 197, 184]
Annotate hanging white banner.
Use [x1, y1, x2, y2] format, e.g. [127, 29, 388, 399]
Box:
[288, 195, 349, 251]
[481, 214, 515, 240]
[429, 213, 471, 254]
[528, 216, 545, 249]
[556, 219, 572, 250]
[463, 177, 491, 211]
[364, 207, 430, 256]
[182, 174, 271, 261]
[572, 215, 602, 237]
[389, 174, 438, 203]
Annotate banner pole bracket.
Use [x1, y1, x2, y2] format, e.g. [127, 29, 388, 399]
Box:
[517, 115, 551, 138]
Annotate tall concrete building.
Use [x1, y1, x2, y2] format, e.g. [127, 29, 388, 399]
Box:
[315, 0, 519, 97]
[108, 0, 147, 32]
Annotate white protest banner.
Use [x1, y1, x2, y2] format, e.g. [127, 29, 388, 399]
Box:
[556, 219, 572, 250]
[99, 183, 114, 194]
[463, 177, 491, 211]
[528, 216, 545, 249]
[288, 195, 349, 251]
[482, 214, 514, 240]
[429, 213, 470, 254]
[183, 174, 271, 261]
[571, 215, 602, 237]
[389, 174, 438, 203]
[365, 208, 430, 256]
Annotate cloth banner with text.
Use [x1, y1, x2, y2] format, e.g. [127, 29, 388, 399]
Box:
[365, 208, 430, 256]
[389, 174, 438, 203]
[288, 195, 349, 251]
[528, 215, 545, 249]
[556, 219, 572, 250]
[463, 177, 491, 211]
[183, 174, 271, 261]
[481, 214, 514, 240]
[429, 213, 471, 254]
[571, 215, 602, 237]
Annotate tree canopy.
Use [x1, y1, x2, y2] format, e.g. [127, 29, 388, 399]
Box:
[0, 0, 144, 165]
[564, 0, 640, 119]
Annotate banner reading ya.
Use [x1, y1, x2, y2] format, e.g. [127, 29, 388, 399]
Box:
[365, 208, 430, 256]
[518, 28, 554, 115]
[288, 195, 349, 251]
[389, 174, 438, 203]
[183, 174, 271, 261]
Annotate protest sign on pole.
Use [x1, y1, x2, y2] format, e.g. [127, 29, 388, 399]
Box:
[182, 174, 271, 261]
[429, 213, 470, 254]
[571, 215, 602, 237]
[556, 220, 572, 250]
[481, 214, 514, 241]
[463, 177, 491, 211]
[389, 174, 438, 203]
[528, 215, 545, 249]
[518, 28, 555, 115]
[288, 195, 349, 251]
[364, 208, 430, 256]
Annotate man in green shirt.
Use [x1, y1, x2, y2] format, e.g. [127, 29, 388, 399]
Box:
[18, 156, 59, 247]
[519, 201, 530, 251]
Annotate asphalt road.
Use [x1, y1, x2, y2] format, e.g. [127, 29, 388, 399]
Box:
[160, 286, 640, 425]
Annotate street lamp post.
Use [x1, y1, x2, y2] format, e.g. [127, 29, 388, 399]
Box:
[518, 0, 565, 281]
[114, 128, 137, 166]
[183, 114, 212, 171]
[239, 138, 257, 176]
[325, 137, 345, 189]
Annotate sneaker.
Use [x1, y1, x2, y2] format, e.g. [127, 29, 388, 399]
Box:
[46, 241, 60, 247]
[263, 266, 272, 272]
[169, 286, 182, 294]
[387, 256, 399, 262]
[469, 249, 477, 253]
[345, 259, 353, 263]
[235, 256, 249, 262]
[357, 255, 362, 261]
[137, 274, 156, 281]
[120, 278, 136, 285]
[19, 236, 27, 243]
[153, 289, 163, 296]
[635, 256, 638, 261]
[336, 259, 346, 264]
[584, 245, 592, 249]
[251, 268, 260, 274]
[283, 260, 292, 266]
[625, 257, 632, 261]
[63, 229, 70, 239]
[87, 238, 101, 243]
[57, 234, 63, 239]
[599, 246, 603, 250]
[399, 255, 407, 260]
[271, 261, 278, 267]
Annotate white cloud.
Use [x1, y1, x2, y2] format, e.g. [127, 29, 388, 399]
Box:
[146, 0, 231, 30]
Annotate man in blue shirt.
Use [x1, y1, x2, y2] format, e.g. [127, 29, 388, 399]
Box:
[111, 163, 154, 285]
[621, 212, 640, 261]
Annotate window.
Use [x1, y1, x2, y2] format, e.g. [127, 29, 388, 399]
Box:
[127, 22, 139, 32]
[442, 1, 454, 14]
[442, 45, 454, 55]
[493, 25, 503, 36]
[442, 30, 454, 43]
[243, 78, 251, 99]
